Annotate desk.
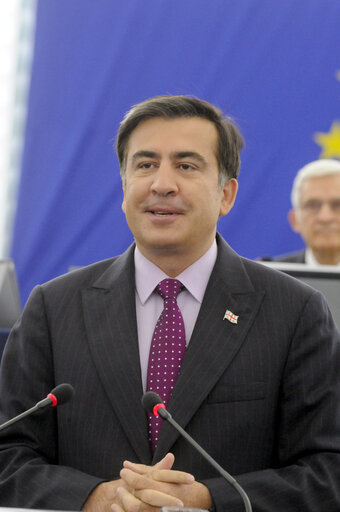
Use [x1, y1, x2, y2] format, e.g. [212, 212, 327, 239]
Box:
[0, 509, 77, 512]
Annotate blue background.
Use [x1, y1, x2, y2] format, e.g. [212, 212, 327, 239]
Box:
[11, 0, 340, 303]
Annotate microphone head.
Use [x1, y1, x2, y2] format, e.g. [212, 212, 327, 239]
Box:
[141, 391, 163, 413]
[49, 383, 75, 406]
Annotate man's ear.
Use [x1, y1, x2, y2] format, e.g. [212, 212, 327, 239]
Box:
[219, 178, 238, 217]
[121, 181, 126, 213]
[288, 209, 301, 233]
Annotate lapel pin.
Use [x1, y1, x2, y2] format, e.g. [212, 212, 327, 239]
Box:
[223, 309, 239, 324]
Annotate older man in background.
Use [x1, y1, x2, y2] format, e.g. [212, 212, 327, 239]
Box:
[275, 159, 340, 265]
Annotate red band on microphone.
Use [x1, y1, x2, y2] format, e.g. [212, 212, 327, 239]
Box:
[47, 393, 58, 407]
[153, 403, 166, 417]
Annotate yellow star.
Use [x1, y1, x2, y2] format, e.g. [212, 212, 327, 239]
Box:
[337, 70, 340, 81]
[314, 121, 340, 159]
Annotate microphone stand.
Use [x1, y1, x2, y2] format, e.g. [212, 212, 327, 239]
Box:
[158, 407, 252, 512]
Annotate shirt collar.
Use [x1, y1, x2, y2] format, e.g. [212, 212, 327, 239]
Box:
[134, 240, 218, 304]
[305, 248, 318, 265]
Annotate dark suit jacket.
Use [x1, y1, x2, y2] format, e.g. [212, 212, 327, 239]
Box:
[0, 235, 340, 511]
[274, 249, 306, 263]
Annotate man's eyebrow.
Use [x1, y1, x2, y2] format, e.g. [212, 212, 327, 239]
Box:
[171, 151, 207, 164]
[130, 150, 207, 165]
[131, 150, 159, 163]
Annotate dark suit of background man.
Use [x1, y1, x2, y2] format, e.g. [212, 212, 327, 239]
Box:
[274, 159, 340, 265]
[1, 96, 340, 512]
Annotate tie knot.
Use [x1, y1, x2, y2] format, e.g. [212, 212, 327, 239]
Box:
[156, 278, 183, 300]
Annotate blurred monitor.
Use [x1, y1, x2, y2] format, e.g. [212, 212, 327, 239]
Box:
[259, 262, 340, 331]
[0, 259, 22, 329]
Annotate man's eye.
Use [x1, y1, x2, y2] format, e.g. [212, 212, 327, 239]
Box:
[302, 200, 321, 212]
[179, 163, 194, 170]
[138, 163, 154, 169]
[331, 200, 340, 212]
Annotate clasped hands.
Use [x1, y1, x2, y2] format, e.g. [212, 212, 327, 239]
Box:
[83, 453, 212, 512]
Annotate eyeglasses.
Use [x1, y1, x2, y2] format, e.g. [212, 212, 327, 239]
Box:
[300, 199, 340, 214]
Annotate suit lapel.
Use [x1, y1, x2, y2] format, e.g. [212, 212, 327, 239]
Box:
[82, 245, 152, 464]
[154, 236, 265, 460]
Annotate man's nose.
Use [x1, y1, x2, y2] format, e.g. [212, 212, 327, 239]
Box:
[150, 163, 178, 196]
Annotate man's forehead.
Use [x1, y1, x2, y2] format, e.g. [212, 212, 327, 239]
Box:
[301, 174, 340, 195]
[126, 116, 219, 160]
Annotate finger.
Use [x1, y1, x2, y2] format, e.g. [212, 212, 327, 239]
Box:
[123, 453, 175, 475]
[116, 487, 141, 512]
[152, 469, 195, 484]
[120, 467, 152, 490]
[136, 488, 184, 509]
[111, 505, 124, 512]
[154, 452, 175, 470]
[120, 464, 194, 490]
[122, 460, 150, 475]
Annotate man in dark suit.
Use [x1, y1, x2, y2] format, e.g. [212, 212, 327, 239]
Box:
[274, 159, 340, 265]
[1, 96, 340, 512]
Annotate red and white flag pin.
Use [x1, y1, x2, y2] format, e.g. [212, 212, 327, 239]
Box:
[223, 309, 239, 324]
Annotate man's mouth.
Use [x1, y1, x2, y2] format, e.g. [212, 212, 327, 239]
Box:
[151, 211, 175, 216]
[146, 205, 182, 216]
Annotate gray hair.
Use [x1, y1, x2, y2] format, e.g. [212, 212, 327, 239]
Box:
[291, 159, 340, 209]
[115, 95, 244, 187]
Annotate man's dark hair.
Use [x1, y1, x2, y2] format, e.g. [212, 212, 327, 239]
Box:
[116, 95, 244, 186]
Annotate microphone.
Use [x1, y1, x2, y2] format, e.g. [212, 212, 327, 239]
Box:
[0, 383, 75, 432]
[142, 391, 252, 512]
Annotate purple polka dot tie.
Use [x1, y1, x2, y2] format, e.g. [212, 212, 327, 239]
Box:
[146, 278, 186, 452]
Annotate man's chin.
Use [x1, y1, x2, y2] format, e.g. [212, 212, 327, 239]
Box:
[311, 243, 340, 252]
[138, 234, 184, 252]
[149, 240, 183, 253]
